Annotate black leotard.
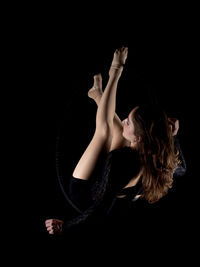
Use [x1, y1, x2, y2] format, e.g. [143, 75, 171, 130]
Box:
[69, 146, 142, 212]
[68, 137, 186, 213]
[57, 137, 186, 230]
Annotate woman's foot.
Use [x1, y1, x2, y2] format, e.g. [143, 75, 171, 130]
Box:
[88, 73, 103, 103]
[109, 46, 128, 76]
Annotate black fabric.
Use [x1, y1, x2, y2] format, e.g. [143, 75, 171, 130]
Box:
[67, 137, 186, 214]
[68, 146, 142, 213]
[69, 177, 94, 211]
[174, 136, 187, 177]
[60, 137, 187, 232]
[105, 147, 141, 192]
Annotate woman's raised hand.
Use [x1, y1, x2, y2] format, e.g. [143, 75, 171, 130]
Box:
[168, 117, 179, 136]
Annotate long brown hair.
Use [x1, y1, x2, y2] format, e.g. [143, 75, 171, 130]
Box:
[132, 105, 179, 203]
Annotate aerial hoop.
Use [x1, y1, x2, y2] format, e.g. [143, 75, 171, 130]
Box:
[55, 128, 84, 214]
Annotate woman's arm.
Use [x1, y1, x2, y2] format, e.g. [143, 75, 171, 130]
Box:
[173, 137, 187, 177]
[168, 117, 187, 177]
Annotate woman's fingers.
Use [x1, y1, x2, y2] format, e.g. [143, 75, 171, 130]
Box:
[46, 225, 54, 234]
[45, 218, 61, 226]
[45, 219, 64, 235]
[168, 117, 177, 124]
[168, 117, 179, 136]
[47, 226, 54, 231]
[45, 219, 53, 225]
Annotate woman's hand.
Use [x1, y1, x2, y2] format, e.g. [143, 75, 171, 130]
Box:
[168, 117, 179, 136]
[45, 218, 64, 235]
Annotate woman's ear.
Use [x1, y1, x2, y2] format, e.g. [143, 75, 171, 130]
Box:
[134, 136, 142, 143]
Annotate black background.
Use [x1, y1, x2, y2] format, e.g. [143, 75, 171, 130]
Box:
[10, 7, 198, 264]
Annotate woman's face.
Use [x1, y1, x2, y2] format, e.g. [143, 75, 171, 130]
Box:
[122, 108, 138, 143]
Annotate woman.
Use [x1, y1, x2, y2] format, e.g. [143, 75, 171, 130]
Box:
[45, 47, 182, 235]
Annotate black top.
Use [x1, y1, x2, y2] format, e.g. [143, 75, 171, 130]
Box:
[67, 138, 187, 214]
[68, 146, 142, 213]
[105, 146, 141, 192]
[57, 137, 187, 230]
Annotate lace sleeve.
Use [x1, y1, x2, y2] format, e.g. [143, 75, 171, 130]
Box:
[173, 136, 187, 177]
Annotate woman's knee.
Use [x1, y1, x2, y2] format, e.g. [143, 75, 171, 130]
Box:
[95, 122, 114, 139]
[94, 125, 113, 153]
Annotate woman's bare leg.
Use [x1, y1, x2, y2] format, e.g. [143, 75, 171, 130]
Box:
[88, 74, 130, 150]
[72, 47, 128, 180]
[88, 73, 123, 131]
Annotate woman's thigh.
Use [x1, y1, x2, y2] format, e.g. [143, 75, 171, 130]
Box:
[72, 130, 112, 180]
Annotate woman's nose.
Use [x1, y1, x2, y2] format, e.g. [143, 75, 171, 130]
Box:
[122, 118, 127, 124]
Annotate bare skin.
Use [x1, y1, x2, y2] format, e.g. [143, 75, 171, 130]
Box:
[45, 47, 129, 235]
[88, 73, 130, 151]
[72, 47, 128, 180]
[88, 73, 103, 102]
[168, 117, 179, 136]
[45, 219, 63, 235]
[45, 47, 180, 235]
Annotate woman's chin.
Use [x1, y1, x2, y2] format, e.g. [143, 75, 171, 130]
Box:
[122, 132, 126, 139]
